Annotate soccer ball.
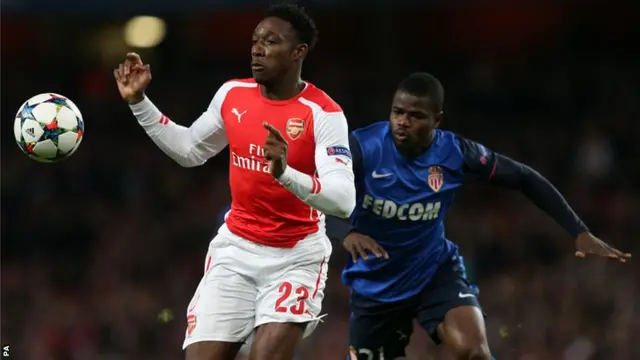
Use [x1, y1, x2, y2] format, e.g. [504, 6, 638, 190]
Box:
[14, 93, 84, 163]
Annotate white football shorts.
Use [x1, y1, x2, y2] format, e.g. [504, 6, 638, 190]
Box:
[182, 223, 331, 349]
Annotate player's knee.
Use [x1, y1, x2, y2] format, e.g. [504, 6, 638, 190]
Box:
[468, 343, 492, 360]
[450, 341, 491, 360]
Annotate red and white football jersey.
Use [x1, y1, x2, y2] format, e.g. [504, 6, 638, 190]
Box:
[130, 79, 355, 247]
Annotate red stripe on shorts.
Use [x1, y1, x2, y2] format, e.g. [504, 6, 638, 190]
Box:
[312, 256, 326, 298]
[205, 255, 212, 274]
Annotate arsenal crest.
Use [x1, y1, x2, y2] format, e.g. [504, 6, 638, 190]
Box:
[286, 118, 305, 140]
[428, 166, 444, 192]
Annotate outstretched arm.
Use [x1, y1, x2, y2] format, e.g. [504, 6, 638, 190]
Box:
[129, 85, 231, 167]
[458, 136, 588, 237]
[276, 112, 356, 218]
[458, 136, 631, 261]
[115, 53, 229, 167]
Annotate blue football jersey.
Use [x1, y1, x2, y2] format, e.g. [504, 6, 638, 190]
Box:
[342, 121, 497, 302]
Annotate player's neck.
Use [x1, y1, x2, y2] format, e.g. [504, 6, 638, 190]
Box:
[260, 71, 305, 101]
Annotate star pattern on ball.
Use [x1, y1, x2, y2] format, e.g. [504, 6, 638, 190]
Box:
[43, 120, 63, 143]
[46, 95, 69, 107]
[20, 104, 36, 121]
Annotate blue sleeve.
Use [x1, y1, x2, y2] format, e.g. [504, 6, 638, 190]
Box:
[324, 134, 361, 242]
[457, 135, 589, 238]
[349, 134, 363, 184]
[457, 137, 498, 181]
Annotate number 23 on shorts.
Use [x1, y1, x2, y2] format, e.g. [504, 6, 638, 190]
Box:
[275, 281, 310, 315]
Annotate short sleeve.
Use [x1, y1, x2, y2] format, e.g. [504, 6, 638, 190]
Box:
[457, 136, 498, 181]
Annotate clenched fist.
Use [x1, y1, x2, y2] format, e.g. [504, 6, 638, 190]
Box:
[114, 52, 152, 104]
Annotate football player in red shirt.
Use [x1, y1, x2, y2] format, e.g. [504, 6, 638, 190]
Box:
[114, 4, 355, 360]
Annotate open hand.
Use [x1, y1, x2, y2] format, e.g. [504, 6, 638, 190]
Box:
[343, 232, 388, 262]
[114, 52, 151, 104]
[263, 122, 288, 178]
[575, 232, 631, 263]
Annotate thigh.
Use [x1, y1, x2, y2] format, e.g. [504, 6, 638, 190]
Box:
[249, 322, 304, 360]
[436, 305, 489, 357]
[185, 342, 243, 360]
[183, 236, 257, 350]
[254, 235, 331, 338]
[349, 291, 413, 360]
[415, 254, 483, 344]
[236, 332, 254, 359]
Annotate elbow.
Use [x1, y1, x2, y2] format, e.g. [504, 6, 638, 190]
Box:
[174, 154, 205, 168]
[177, 161, 200, 168]
[173, 146, 211, 167]
[332, 208, 353, 219]
[331, 189, 356, 219]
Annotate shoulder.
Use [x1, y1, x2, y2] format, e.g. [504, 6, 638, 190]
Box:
[218, 78, 258, 94]
[436, 130, 489, 155]
[435, 129, 458, 140]
[434, 129, 463, 151]
[352, 122, 389, 157]
[218, 78, 258, 93]
[212, 78, 258, 106]
[298, 82, 343, 114]
[433, 130, 473, 169]
[353, 121, 389, 140]
[433, 130, 466, 160]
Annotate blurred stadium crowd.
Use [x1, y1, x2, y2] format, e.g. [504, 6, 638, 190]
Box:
[2, 3, 639, 360]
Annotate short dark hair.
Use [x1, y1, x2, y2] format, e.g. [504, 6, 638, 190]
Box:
[266, 3, 319, 50]
[397, 72, 445, 113]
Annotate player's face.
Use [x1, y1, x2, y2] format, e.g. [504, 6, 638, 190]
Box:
[389, 90, 441, 152]
[251, 17, 306, 85]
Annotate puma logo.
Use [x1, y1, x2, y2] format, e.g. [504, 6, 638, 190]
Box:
[231, 108, 247, 123]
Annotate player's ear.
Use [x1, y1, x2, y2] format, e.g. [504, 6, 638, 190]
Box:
[292, 44, 308, 61]
[433, 111, 443, 129]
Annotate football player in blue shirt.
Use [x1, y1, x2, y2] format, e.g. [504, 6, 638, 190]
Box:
[326, 72, 631, 360]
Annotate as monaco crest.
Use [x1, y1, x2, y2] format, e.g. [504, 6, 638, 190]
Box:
[428, 166, 444, 192]
[286, 118, 305, 140]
